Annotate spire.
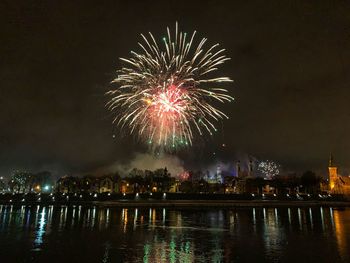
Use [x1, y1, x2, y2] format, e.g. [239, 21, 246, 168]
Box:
[248, 159, 253, 176]
[329, 153, 334, 167]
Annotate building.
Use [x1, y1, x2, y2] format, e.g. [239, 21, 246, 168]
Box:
[328, 155, 350, 195]
[99, 175, 120, 193]
[56, 176, 79, 193]
[99, 176, 114, 193]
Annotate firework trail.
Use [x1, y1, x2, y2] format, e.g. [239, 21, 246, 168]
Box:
[107, 23, 233, 150]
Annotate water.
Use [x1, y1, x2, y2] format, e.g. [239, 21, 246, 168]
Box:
[0, 205, 349, 262]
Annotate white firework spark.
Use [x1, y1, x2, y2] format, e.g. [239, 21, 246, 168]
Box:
[258, 160, 281, 179]
[107, 23, 233, 150]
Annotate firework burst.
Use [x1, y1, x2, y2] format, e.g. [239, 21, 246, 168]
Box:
[258, 160, 281, 179]
[107, 23, 233, 150]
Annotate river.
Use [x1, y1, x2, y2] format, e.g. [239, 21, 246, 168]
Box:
[0, 205, 349, 262]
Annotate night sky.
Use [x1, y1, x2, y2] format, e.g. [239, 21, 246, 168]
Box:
[1, 1, 350, 177]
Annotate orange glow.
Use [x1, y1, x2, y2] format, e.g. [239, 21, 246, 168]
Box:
[122, 208, 128, 233]
[333, 210, 348, 260]
[152, 208, 156, 223]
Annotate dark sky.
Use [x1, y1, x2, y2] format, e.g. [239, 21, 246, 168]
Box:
[1, 0, 350, 177]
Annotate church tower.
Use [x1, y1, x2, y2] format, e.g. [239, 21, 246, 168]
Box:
[328, 153, 338, 192]
[236, 160, 241, 177]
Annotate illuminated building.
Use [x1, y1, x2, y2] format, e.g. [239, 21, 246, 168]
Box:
[328, 154, 350, 195]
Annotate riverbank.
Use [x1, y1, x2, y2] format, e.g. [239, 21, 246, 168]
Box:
[1, 199, 349, 208]
[92, 200, 350, 208]
[1, 192, 349, 208]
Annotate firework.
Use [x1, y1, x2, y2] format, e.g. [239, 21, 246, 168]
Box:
[107, 23, 233, 150]
[179, 171, 190, 181]
[257, 160, 281, 179]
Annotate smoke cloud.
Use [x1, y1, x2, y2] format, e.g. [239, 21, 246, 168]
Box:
[97, 152, 185, 177]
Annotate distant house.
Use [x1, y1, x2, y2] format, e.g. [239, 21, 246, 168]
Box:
[56, 175, 79, 193]
[104, 175, 121, 193]
[80, 176, 93, 193]
[328, 155, 350, 195]
[120, 180, 130, 193]
[99, 175, 120, 193]
[99, 177, 113, 193]
[79, 176, 100, 193]
[56, 175, 121, 194]
[168, 179, 179, 193]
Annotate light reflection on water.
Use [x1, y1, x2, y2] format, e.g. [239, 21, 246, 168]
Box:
[0, 205, 350, 262]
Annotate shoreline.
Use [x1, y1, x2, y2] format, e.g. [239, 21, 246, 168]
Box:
[1, 200, 350, 208]
[93, 200, 350, 208]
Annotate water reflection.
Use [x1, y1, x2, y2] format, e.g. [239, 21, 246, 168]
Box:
[34, 206, 47, 246]
[333, 209, 350, 262]
[0, 206, 350, 262]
